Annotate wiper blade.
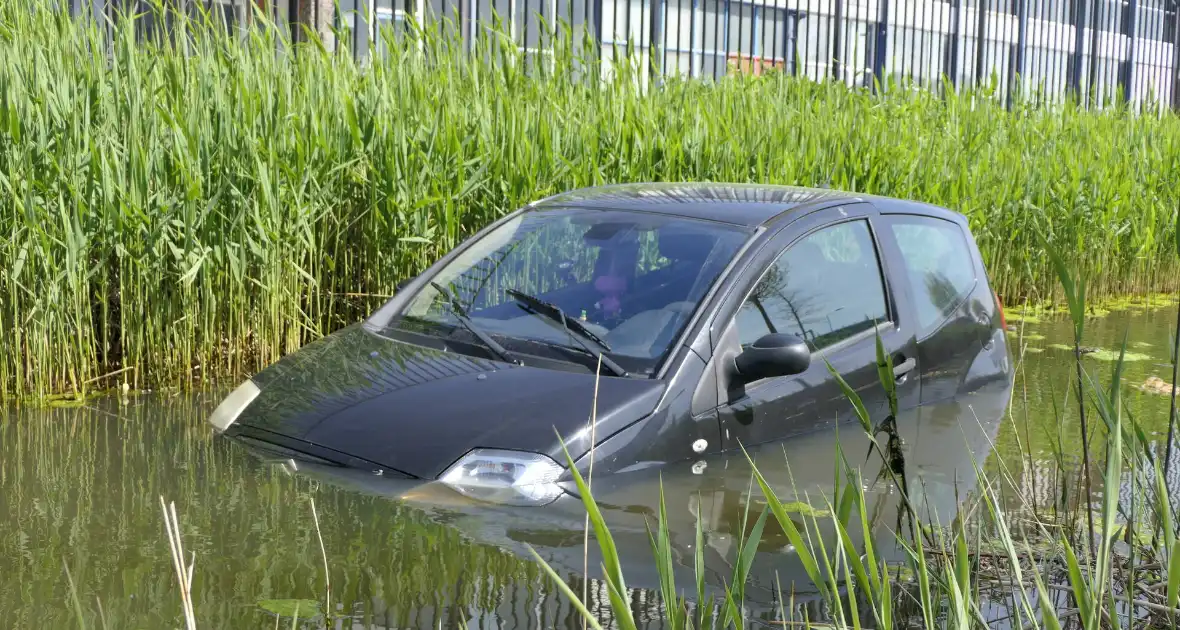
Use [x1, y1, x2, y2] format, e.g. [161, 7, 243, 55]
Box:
[506, 289, 628, 377]
[506, 289, 612, 349]
[430, 282, 522, 365]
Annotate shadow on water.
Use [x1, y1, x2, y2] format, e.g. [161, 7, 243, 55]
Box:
[0, 304, 1177, 629]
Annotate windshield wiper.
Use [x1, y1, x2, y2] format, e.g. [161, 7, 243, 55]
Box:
[506, 289, 628, 377]
[430, 282, 522, 365]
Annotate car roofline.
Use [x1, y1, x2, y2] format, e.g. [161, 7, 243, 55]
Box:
[527, 185, 863, 228]
[518, 203, 762, 229]
[530, 183, 968, 225]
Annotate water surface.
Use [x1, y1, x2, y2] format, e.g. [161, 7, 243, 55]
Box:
[2, 304, 1177, 628]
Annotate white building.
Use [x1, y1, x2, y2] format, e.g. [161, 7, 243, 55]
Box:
[76, 0, 1180, 108]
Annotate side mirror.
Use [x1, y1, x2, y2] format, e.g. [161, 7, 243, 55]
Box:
[733, 333, 811, 383]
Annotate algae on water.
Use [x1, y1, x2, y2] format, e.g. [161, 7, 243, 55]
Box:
[1045, 344, 1151, 362]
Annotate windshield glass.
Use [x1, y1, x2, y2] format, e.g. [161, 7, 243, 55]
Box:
[375, 207, 750, 374]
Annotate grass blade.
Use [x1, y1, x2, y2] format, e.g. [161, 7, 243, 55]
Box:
[1169, 539, 1180, 610]
[527, 546, 606, 630]
[741, 445, 829, 602]
[557, 435, 637, 630]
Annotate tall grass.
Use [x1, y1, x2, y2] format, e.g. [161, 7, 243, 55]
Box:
[3, 2, 1180, 399]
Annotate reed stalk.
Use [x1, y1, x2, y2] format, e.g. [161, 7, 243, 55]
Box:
[160, 497, 197, 630]
[308, 498, 330, 622]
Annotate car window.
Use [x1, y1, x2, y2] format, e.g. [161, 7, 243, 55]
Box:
[735, 220, 888, 351]
[385, 207, 750, 369]
[889, 217, 977, 333]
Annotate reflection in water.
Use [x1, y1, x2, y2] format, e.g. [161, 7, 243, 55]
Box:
[289, 380, 1011, 624]
[0, 305, 1176, 628]
[1001, 304, 1180, 516]
[0, 394, 555, 629]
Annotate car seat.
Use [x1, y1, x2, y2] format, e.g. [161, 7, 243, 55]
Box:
[605, 230, 721, 357]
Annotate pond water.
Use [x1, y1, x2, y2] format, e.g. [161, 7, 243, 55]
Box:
[1, 302, 1177, 629]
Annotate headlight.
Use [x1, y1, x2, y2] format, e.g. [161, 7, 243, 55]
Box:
[208, 379, 261, 432]
[439, 449, 565, 506]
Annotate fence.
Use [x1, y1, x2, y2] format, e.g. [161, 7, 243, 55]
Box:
[67, 0, 1180, 110]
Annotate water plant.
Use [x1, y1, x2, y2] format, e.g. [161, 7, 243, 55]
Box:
[256, 599, 319, 619]
[1045, 344, 1152, 362]
[3, 0, 1180, 400]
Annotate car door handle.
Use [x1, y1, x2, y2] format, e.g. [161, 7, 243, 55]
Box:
[893, 357, 916, 380]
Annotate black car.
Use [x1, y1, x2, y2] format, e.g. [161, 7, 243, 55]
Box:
[210, 183, 1013, 506]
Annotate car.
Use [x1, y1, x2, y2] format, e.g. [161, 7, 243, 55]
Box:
[209, 183, 1013, 506]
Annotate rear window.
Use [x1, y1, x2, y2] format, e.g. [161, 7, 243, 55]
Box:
[889, 216, 977, 334]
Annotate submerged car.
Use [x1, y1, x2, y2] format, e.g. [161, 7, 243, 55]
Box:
[278, 383, 1010, 608]
[210, 183, 1013, 505]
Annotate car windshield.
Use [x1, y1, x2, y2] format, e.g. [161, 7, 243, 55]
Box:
[375, 207, 750, 374]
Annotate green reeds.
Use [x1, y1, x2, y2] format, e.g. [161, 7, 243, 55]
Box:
[4, 1, 1180, 399]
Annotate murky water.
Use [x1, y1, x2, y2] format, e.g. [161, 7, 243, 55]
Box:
[1, 304, 1177, 629]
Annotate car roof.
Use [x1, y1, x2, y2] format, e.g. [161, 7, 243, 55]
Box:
[531, 183, 967, 230]
[530, 183, 856, 228]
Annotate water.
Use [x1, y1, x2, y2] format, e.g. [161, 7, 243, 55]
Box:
[1, 304, 1177, 629]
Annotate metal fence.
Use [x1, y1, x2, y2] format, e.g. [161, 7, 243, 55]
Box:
[68, 0, 1180, 110]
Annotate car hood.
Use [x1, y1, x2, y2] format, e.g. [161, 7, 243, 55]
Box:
[229, 324, 666, 479]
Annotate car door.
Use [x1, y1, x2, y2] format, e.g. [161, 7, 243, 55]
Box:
[709, 205, 921, 449]
[876, 213, 989, 405]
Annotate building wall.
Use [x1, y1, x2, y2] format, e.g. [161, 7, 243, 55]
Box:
[71, 0, 1180, 108]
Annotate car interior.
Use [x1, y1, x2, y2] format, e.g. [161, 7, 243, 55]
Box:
[464, 222, 732, 359]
